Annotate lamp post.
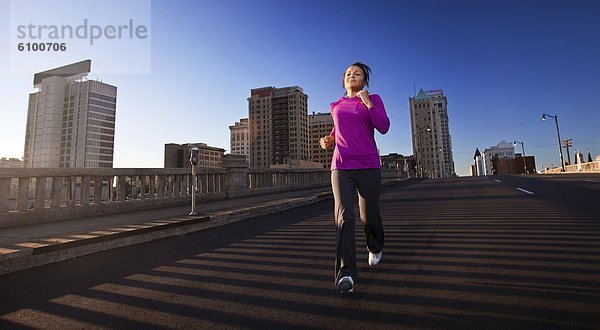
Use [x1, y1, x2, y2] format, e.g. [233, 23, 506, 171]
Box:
[189, 147, 199, 216]
[417, 124, 431, 178]
[542, 113, 565, 172]
[513, 140, 527, 174]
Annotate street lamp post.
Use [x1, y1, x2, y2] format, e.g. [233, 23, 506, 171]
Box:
[417, 124, 431, 178]
[513, 141, 527, 174]
[542, 113, 565, 172]
[189, 147, 199, 216]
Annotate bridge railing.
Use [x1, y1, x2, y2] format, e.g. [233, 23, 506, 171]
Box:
[542, 160, 600, 174]
[0, 163, 401, 228]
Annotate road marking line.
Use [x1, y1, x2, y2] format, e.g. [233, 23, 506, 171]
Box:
[585, 179, 600, 183]
[516, 188, 534, 195]
[494, 179, 502, 183]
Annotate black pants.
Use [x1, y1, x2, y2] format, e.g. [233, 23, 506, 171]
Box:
[332, 169, 384, 283]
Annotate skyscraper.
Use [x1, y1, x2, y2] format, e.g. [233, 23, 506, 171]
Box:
[23, 60, 117, 168]
[248, 86, 309, 169]
[409, 89, 455, 178]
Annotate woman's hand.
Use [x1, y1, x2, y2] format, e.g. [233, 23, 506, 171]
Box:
[320, 135, 335, 149]
[357, 89, 373, 108]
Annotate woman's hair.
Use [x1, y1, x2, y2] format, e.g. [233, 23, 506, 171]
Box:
[342, 62, 372, 88]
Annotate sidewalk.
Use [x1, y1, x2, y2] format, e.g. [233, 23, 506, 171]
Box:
[0, 186, 335, 275]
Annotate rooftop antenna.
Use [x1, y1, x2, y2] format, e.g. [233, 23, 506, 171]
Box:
[413, 82, 416, 96]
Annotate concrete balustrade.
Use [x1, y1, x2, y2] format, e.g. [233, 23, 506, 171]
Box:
[0, 168, 211, 227]
[0, 156, 402, 228]
[542, 160, 600, 174]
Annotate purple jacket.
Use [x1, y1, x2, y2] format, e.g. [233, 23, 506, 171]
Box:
[329, 93, 390, 170]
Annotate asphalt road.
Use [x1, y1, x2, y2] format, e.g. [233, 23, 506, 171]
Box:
[1, 175, 599, 329]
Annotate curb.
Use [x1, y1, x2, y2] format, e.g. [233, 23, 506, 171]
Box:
[0, 193, 332, 275]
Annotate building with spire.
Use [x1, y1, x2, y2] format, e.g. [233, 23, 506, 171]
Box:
[472, 148, 484, 176]
[409, 89, 455, 178]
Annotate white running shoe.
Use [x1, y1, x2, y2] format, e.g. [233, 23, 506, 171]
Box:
[368, 249, 382, 266]
[337, 276, 354, 293]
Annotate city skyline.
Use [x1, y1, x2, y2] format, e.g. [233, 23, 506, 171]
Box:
[1, 0, 599, 176]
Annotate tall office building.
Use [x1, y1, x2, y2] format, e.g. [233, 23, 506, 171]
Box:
[308, 111, 334, 169]
[248, 86, 309, 169]
[23, 60, 117, 168]
[229, 118, 249, 165]
[409, 89, 455, 178]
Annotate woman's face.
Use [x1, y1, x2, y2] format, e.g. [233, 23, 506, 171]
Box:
[344, 65, 366, 91]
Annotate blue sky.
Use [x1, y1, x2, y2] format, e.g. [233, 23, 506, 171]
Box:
[1, 0, 599, 175]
